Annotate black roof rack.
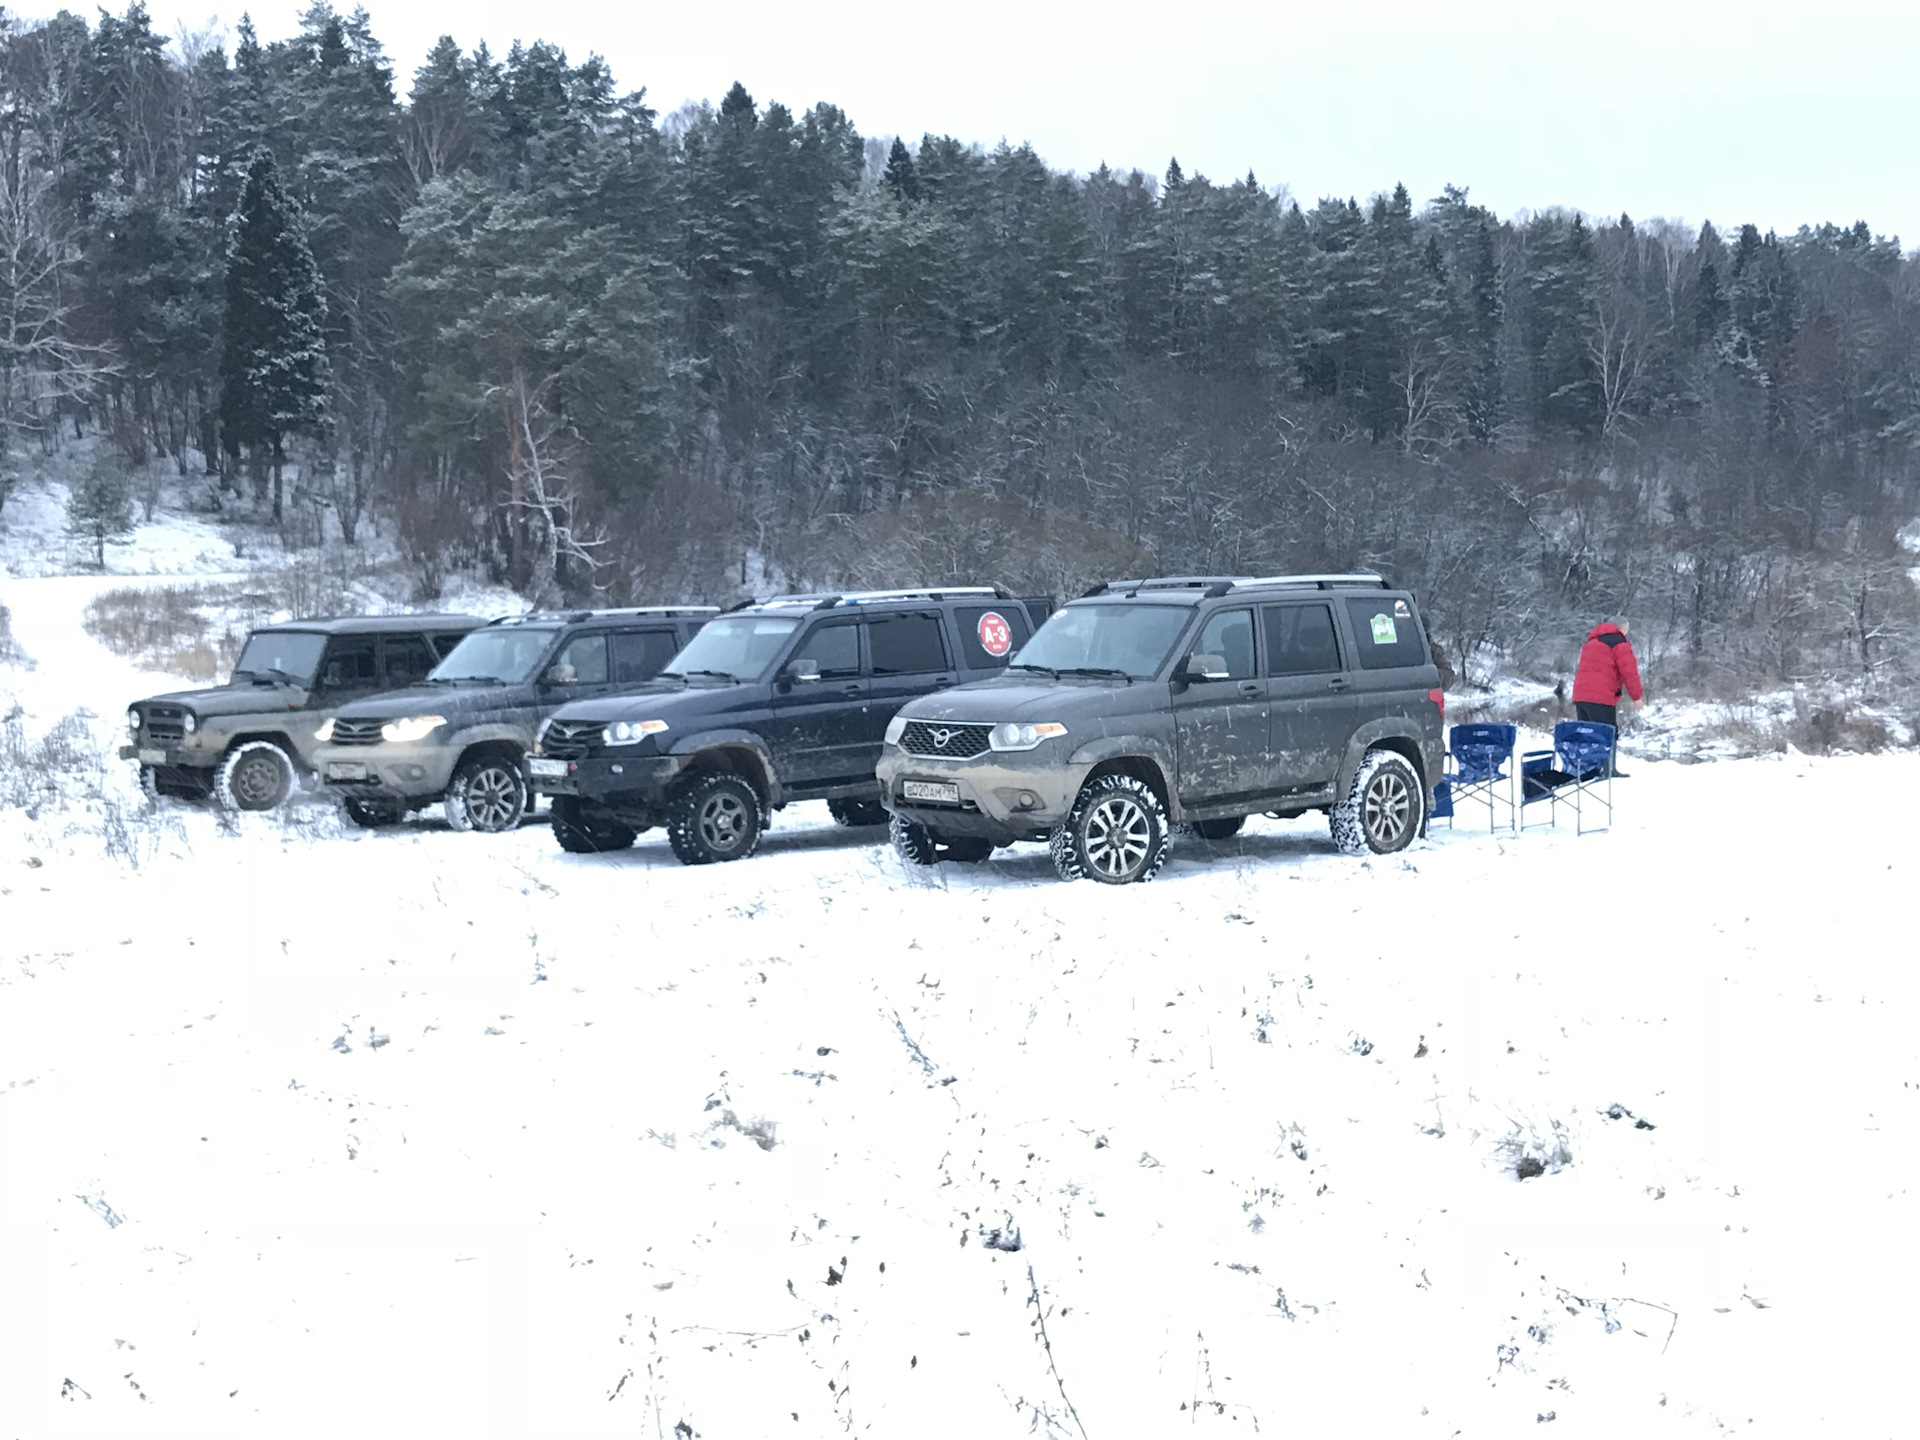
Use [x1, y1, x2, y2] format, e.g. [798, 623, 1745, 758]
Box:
[751, 585, 1009, 610]
[1229, 573, 1389, 592]
[487, 606, 718, 627]
[1079, 573, 1392, 601]
[1081, 576, 1252, 598]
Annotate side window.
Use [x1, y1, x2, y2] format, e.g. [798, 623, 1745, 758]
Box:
[610, 629, 680, 684]
[1263, 604, 1341, 676]
[867, 613, 948, 675]
[955, 605, 1032, 669]
[1343, 596, 1428, 671]
[553, 632, 609, 685]
[1193, 609, 1257, 680]
[320, 637, 377, 689]
[382, 634, 436, 686]
[429, 631, 470, 658]
[790, 622, 861, 678]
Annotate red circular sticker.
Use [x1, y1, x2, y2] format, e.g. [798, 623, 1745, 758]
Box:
[977, 611, 1013, 657]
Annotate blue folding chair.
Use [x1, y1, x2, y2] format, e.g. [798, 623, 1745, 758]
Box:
[1519, 721, 1614, 835]
[1433, 723, 1517, 832]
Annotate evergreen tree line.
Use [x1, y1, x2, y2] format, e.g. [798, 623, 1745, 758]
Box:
[2, 3, 1917, 691]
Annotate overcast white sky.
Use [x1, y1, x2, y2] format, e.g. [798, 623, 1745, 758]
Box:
[128, 0, 1920, 247]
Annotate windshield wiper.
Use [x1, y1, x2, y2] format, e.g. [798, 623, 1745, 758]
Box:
[237, 666, 306, 686]
[1056, 666, 1134, 683]
[677, 669, 739, 683]
[1006, 662, 1058, 680]
[431, 674, 507, 685]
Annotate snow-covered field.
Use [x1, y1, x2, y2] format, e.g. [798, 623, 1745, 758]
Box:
[4, 565, 1918, 1439]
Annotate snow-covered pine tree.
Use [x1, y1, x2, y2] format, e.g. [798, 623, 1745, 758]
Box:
[66, 449, 135, 567]
[219, 149, 329, 524]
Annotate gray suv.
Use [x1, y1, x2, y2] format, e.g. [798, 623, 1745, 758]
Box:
[120, 614, 483, 809]
[876, 574, 1445, 884]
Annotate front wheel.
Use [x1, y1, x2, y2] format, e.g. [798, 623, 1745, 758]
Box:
[828, 797, 889, 827]
[1330, 750, 1424, 856]
[666, 773, 763, 865]
[216, 741, 295, 812]
[343, 797, 403, 829]
[890, 815, 994, 866]
[445, 754, 528, 833]
[551, 795, 639, 854]
[1049, 773, 1170, 885]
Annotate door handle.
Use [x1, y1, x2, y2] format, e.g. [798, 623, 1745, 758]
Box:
[1238, 681, 1262, 697]
[840, 684, 863, 696]
[1328, 676, 1351, 692]
[932, 676, 956, 689]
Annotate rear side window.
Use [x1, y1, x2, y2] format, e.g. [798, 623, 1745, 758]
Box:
[954, 606, 1032, 669]
[1344, 596, 1427, 671]
[320, 637, 377, 688]
[610, 629, 679, 684]
[1263, 604, 1341, 676]
[383, 635, 436, 685]
[867, 613, 948, 675]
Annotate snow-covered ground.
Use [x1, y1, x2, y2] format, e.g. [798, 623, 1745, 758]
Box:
[4, 565, 1918, 1439]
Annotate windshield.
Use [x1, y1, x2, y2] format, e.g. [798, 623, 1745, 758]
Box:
[232, 630, 326, 684]
[1012, 604, 1194, 679]
[429, 626, 559, 683]
[663, 615, 800, 680]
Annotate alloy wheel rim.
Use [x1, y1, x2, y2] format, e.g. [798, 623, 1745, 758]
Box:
[1085, 797, 1151, 878]
[699, 793, 749, 851]
[1364, 771, 1412, 846]
[468, 767, 520, 830]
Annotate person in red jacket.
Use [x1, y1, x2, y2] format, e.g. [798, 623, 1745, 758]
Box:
[1572, 618, 1643, 775]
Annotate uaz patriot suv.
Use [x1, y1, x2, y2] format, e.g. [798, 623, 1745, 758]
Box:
[876, 574, 1445, 884]
[121, 614, 483, 809]
[313, 607, 715, 831]
[525, 588, 1050, 861]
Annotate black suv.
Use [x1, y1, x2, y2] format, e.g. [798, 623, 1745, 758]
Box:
[526, 588, 1050, 861]
[121, 614, 484, 809]
[313, 607, 715, 831]
[876, 574, 1445, 884]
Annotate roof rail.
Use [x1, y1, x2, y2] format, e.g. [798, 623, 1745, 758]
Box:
[756, 586, 1004, 608]
[1082, 576, 1252, 598]
[1229, 573, 1389, 591]
[487, 605, 718, 626]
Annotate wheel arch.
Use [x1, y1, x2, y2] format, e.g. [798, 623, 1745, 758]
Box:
[671, 735, 779, 807]
[1335, 720, 1430, 796]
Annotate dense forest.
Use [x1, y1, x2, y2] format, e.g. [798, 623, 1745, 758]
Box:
[1, 2, 1917, 696]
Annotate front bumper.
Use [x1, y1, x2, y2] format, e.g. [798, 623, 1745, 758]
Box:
[525, 752, 680, 802]
[120, 742, 217, 772]
[875, 744, 1085, 843]
[313, 739, 459, 800]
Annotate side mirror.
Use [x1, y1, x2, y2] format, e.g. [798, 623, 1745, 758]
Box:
[785, 658, 821, 685]
[1183, 653, 1230, 682]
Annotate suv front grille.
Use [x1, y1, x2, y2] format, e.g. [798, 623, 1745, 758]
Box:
[899, 720, 993, 759]
[540, 720, 602, 761]
[329, 718, 386, 747]
[142, 704, 186, 744]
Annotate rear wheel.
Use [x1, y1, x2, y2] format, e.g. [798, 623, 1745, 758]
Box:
[1050, 773, 1170, 885]
[551, 795, 639, 854]
[1331, 750, 1423, 856]
[828, 797, 888, 827]
[215, 741, 295, 812]
[666, 773, 763, 865]
[445, 754, 527, 833]
[343, 797, 403, 829]
[890, 815, 995, 866]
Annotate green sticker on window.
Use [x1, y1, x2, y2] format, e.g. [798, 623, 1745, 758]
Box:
[1370, 614, 1397, 645]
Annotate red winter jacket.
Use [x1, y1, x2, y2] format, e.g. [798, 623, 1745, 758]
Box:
[1572, 623, 1643, 706]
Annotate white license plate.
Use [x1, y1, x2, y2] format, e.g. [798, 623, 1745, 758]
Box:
[326, 761, 368, 781]
[902, 780, 960, 804]
[137, 748, 166, 766]
[527, 757, 569, 779]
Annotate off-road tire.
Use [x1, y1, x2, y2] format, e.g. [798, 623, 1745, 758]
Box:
[137, 765, 160, 802]
[828, 797, 889, 827]
[445, 754, 528, 834]
[1331, 749, 1423, 856]
[666, 772, 763, 865]
[890, 814, 940, 866]
[343, 797, 403, 829]
[1186, 816, 1246, 842]
[215, 741, 295, 812]
[551, 795, 639, 854]
[1049, 772, 1171, 885]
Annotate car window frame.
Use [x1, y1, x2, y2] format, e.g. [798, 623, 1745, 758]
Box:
[788, 617, 864, 680]
[864, 609, 951, 677]
[608, 627, 681, 686]
[1191, 605, 1260, 681]
[1262, 601, 1345, 677]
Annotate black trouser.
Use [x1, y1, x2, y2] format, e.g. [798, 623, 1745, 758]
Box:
[1574, 701, 1620, 774]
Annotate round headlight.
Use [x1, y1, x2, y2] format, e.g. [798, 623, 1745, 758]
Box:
[127, 708, 141, 735]
[182, 712, 199, 734]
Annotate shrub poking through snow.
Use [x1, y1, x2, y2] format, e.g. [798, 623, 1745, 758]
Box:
[1497, 1122, 1573, 1181]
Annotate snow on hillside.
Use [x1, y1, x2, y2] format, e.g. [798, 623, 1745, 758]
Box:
[3, 568, 1918, 1439]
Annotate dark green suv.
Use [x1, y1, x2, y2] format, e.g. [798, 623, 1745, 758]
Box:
[876, 574, 1445, 883]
